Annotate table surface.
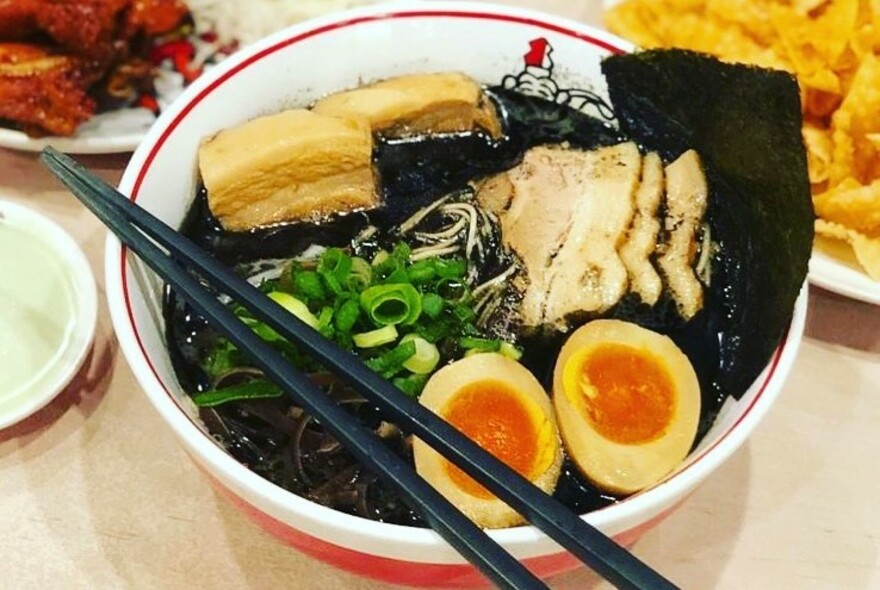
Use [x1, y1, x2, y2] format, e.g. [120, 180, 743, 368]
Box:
[2, 2, 879, 589]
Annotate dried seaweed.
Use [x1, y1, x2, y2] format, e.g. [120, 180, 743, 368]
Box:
[603, 49, 814, 396]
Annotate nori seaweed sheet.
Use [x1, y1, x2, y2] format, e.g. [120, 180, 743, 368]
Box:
[602, 49, 814, 397]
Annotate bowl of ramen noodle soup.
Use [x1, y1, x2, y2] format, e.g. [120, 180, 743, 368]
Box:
[105, 2, 813, 586]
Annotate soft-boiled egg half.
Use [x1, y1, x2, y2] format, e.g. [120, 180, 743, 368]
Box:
[552, 319, 701, 495]
[413, 353, 563, 529]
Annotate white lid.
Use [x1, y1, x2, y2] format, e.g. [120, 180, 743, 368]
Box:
[0, 199, 98, 430]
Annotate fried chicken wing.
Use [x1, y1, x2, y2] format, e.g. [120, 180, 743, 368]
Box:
[35, 0, 131, 63]
[0, 0, 39, 40]
[0, 0, 190, 137]
[0, 43, 95, 137]
[127, 0, 190, 36]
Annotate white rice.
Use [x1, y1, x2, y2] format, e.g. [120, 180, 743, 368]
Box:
[187, 0, 387, 45]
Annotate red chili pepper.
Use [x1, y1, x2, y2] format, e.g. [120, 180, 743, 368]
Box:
[149, 39, 194, 65]
[149, 38, 202, 84]
[138, 94, 160, 115]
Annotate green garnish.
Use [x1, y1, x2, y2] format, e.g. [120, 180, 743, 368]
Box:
[406, 260, 437, 284]
[434, 257, 467, 279]
[192, 379, 283, 407]
[393, 373, 431, 398]
[459, 336, 501, 352]
[365, 340, 417, 376]
[318, 248, 352, 294]
[360, 283, 422, 326]
[334, 298, 361, 334]
[499, 341, 523, 361]
[348, 257, 372, 291]
[353, 324, 399, 348]
[267, 291, 319, 328]
[421, 292, 445, 319]
[401, 334, 440, 374]
[293, 270, 326, 302]
[199, 243, 520, 406]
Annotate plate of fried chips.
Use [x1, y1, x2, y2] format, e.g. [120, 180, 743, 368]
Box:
[604, 0, 880, 303]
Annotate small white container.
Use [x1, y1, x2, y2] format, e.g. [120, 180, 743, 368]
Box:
[0, 199, 97, 430]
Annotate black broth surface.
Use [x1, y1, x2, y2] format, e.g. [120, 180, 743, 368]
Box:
[165, 87, 733, 526]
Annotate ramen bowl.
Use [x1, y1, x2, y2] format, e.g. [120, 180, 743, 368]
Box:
[105, 2, 808, 586]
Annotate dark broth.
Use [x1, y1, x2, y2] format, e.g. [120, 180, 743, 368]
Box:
[164, 87, 732, 526]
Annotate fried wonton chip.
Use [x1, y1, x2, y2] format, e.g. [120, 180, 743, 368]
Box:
[770, 0, 858, 90]
[605, 0, 880, 280]
[814, 179, 880, 235]
[803, 124, 834, 185]
[816, 219, 880, 279]
[831, 54, 880, 184]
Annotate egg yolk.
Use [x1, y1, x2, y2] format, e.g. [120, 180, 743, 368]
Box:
[569, 343, 676, 445]
[442, 380, 543, 499]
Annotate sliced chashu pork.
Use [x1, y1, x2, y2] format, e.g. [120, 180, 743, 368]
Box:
[478, 142, 641, 328]
[656, 149, 708, 319]
[478, 148, 585, 325]
[541, 142, 641, 326]
[619, 152, 664, 305]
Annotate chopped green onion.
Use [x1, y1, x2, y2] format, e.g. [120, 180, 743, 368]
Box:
[499, 341, 523, 361]
[414, 320, 453, 343]
[202, 340, 241, 379]
[348, 257, 372, 291]
[246, 319, 282, 342]
[434, 257, 467, 279]
[192, 379, 282, 407]
[373, 243, 413, 279]
[318, 248, 352, 294]
[393, 373, 430, 398]
[421, 293, 445, 319]
[407, 260, 437, 284]
[459, 336, 501, 352]
[392, 242, 412, 261]
[208, 247, 514, 404]
[353, 324, 399, 348]
[401, 334, 440, 374]
[268, 291, 319, 328]
[334, 298, 361, 334]
[365, 340, 416, 376]
[317, 306, 335, 338]
[293, 270, 326, 302]
[360, 283, 422, 326]
[383, 267, 410, 285]
[452, 303, 476, 324]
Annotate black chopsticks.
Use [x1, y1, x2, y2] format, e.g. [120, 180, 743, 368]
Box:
[42, 146, 678, 590]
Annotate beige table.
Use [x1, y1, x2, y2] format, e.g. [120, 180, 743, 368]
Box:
[2, 2, 879, 588]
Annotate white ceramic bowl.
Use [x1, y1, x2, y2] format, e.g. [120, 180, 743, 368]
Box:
[105, 2, 808, 586]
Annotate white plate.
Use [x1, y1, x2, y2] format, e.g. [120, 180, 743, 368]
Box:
[809, 237, 880, 305]
[0, 107, 159, 154]
[0, 45, 194, 154]
[0, 199, 98, 429]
